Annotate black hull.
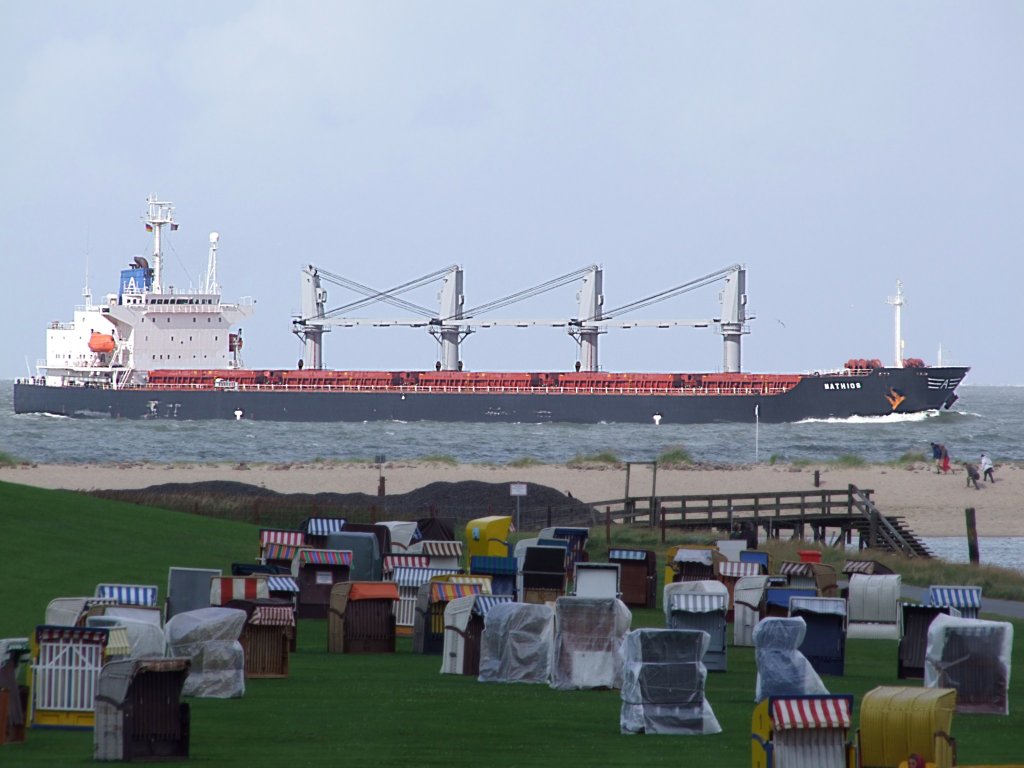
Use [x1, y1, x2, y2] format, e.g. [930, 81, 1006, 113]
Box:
[14, 367, 968, 424]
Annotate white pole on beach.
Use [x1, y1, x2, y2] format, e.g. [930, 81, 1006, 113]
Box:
[754, 404, 759, 463]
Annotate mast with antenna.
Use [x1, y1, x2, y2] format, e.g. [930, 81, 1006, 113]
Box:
[886, 280, 905, 368]
[205, 232, 220, 294]
[145, 195, 177, 293]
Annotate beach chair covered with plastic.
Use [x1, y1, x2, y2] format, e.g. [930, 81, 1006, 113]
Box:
[95, 584, 159, 609]
[328, 582, 399, 654]
[29, 625, 109, 729]
[752, 694, 854, 768]
[290, 549, 352, 619]
[733, 576, 770, 647]
[663, 581, 729, 672]
[927, 585, 982, 620]
[788, 597, 847, 677]
[898, 604, 960, 679]
[846, 574, 902, 640]
[573, 563, 620, 599]
[0, 638, 29, 744]
[93, 658, 190, 761]
[925, 613, 1013, 715]
[469, 555, 518, 598]
[44, 596, 118, 628]
[441, 594, 514, 676]
[478, 602, 555, 684]
[753, 617, 829, 702]
[665, 545, 725, 585]
[164, 607, 246, 699]
[550, 597, 632, 690]
[620, 628, 721, 736]
[520, 545, 567, 604]
[85, 616, 166, 660]
[858, 686, 958, 768]
[608, 548, 657, 608]
[166, 567, 222, 623]
[466, 516, 513, 560]
[414, 578, 489, 655]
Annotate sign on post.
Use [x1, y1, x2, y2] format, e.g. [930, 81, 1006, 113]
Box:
[510, 483, 527, 531]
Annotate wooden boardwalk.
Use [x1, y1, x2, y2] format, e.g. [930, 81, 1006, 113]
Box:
[575, 484, 932, 558]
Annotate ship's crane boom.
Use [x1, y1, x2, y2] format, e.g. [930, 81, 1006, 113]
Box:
[294, 263, 750, 373]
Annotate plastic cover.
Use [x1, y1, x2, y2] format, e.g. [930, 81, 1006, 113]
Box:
[753, 617, 828, 702]
[925, 612, 1013, 715]
[620, 629, 722, 735]
[478, 602, 554, 684]
[165, 607, 246, 698]
[550, 597, 632, 690]
[94, 616, 172, 658]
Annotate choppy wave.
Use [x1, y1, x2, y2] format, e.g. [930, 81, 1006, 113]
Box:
[797, 410, 939, 425]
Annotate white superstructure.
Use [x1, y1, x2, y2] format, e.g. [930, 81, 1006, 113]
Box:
[41, 196, 253, 388]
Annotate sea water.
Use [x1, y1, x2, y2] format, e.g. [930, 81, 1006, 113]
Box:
[5, 382, 1024, 568]
[1, 383, 1020, 466]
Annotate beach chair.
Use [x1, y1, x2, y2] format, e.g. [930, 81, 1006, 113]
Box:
[664, 581, 729, 672]
[478, 603, 555, 685]
[620, 629, 721, 735]
[328, 582, 399, 654]
[927, 585, 982, 620]
[897, 604, 960, 679]
[752, 694, 854, 767]
[788, 596, 847, 677]
[858, 686, 957, 768]
[608, 549, 657, 608]
[925, 613, 1013, 715]
[94, 658, 191, 761]
[550, 597, 632, 690]
[846, 574, 902, 640]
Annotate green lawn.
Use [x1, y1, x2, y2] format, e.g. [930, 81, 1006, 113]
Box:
[1, 481, 1022, 767]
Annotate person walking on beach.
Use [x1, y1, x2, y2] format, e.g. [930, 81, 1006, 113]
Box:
[940, 444, 950, 474]
[964, 461, 981, 489]
[980, 453, 995, 483]
[931, 442, 945, 474]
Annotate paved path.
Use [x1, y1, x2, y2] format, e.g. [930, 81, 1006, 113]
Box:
[901, 585, 1024, 620]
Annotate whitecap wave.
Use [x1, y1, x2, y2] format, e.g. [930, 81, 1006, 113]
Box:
[797, 410, 940, 425]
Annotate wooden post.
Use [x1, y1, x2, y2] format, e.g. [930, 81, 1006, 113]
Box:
[546, 505, 552, 528]
[965, 507, 980, 565]
[660, 505, 666, 544]
[869, 510, 879, 549]
[814, 470, 820, 488]
[605, 506, 611, 547]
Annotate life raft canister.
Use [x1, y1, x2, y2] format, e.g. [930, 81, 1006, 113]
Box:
[88, 332, 116, 354]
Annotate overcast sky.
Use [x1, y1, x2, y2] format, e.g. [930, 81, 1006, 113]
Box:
[2, 3, 1021, 384]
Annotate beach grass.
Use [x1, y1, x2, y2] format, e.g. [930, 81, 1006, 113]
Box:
[567, 451, 622, 467]
[508, 456, 544, 468]
[0, 449, 21, 467]
[656, 446, 693, 466]
[416, 453, 459, 466]
[3, 480, 1023, 766]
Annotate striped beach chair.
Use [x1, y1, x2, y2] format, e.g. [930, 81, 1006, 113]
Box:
[95, 583, 159, 607]
[927, 585, 982, 620]
[30, 626, 108, 729]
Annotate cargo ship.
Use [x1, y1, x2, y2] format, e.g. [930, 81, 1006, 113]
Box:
[13, 197, 968, 423]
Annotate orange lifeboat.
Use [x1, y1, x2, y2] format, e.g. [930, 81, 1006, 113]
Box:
[88, 332, 116, 354]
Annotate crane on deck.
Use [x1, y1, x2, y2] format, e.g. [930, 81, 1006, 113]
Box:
[291, 263, 750, 372]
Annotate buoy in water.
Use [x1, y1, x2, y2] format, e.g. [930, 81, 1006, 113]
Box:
[233, 409, 243, 420]
[653, 413, 662, 425]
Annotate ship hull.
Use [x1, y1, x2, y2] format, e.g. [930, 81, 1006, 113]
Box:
[13, 367, 967, 424]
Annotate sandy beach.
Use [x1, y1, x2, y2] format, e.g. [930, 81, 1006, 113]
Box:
[2, 459, 1019, 538]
